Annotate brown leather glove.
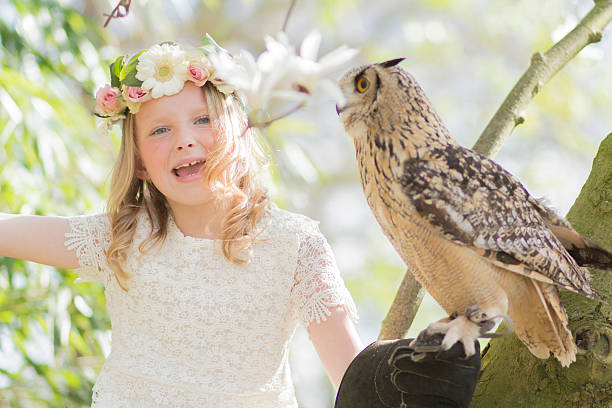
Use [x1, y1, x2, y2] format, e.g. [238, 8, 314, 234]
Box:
[335, 338, 480, 408]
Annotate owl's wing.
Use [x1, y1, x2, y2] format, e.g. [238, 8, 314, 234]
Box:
[400, 144, 599, 299]
[534, 203, 612, 270]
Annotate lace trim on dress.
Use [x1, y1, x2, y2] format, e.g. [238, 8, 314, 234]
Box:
[290, 222, 358, 327]
[64, 214, 111, 285]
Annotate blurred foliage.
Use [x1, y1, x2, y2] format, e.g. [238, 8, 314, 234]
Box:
[0, 1, 114, 406]
[1, 0, 611, 407]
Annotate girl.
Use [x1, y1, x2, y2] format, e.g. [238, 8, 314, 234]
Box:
[0, 41, 363, 407]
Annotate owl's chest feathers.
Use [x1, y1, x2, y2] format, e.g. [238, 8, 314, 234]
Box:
[355, 134, 422, 233]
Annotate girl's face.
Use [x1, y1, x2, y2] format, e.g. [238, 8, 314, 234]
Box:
[134, 82, 216, 213]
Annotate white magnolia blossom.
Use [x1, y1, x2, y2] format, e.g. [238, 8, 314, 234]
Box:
[136, 43, 189, 99]
[291, 30, 359, 106]
[209, 30, 358, 126]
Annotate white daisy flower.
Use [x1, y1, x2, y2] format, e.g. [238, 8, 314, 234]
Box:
[136, 43, 189, 99]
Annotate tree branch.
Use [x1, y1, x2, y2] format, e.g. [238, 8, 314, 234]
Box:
[103, 0, 132, 28]
[250, 102, 306, 129]
[281, 0, 298, 33]
[377, 0, 612, 341]
[378, 274, 425, 340]
[472, 0, 612, 159]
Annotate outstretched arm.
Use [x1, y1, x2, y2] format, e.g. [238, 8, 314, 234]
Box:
[308, 306, 364, 390]
[0, 214, 78, 269]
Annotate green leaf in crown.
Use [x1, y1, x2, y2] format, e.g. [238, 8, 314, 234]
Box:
[109, 55, 125, 89]
[119, 50, 146, 88]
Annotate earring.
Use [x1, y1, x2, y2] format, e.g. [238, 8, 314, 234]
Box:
[142, 180, 151, 199]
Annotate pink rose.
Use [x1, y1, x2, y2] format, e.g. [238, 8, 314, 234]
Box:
[122, 86, 152, 103]
[187, 61, 210, 87]
[122, 86, 151, 114]
[95, 85, 126, 117]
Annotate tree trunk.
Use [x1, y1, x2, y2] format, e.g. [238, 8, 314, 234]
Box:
[472, 133, 612, 408]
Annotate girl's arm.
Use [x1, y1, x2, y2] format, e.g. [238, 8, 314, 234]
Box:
[0, 214, 79, 269]
[308, 306, 364, 391]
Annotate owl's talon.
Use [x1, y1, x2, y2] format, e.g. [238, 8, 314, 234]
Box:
[462, 305, 513, 339]
[410, 307, 514, 359]
[411, 306, 495, 357]
[478, 314, 514, 338]
[409, 331, 445, 354]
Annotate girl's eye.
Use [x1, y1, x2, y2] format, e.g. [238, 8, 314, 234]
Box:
[196, 116, 210, 125]
[151, 127, 169, 136]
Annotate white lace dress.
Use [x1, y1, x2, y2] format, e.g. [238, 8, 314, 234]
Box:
[64, 204, 357, 408]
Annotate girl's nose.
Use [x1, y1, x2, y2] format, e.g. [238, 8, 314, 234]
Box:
[176, 142, 194, 151]
[175, 130, 196, 151]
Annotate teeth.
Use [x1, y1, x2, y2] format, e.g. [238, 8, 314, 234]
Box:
[174, 160, 202, 170]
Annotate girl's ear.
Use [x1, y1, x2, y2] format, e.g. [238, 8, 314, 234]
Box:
[135, 167, 149, 180]
[135, 160, 150, 180]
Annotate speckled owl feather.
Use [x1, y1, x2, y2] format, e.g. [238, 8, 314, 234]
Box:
[401, 144, 599, 300]
[337, 59, 612, 366]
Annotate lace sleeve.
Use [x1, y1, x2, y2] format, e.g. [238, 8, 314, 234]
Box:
[290, 222, 358, 328]
[64, 214, 112, 285]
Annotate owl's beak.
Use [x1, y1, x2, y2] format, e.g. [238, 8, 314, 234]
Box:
[336, 103, 349, 115]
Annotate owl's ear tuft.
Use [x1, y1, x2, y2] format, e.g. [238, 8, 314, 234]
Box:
[379, 58, 405, 69]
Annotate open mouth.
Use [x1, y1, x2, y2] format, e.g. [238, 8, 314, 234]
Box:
[172, 160, 206, 178]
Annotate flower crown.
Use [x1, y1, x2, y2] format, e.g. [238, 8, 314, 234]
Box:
[94, 34, 235, 132]
[95, 31, 359, 134]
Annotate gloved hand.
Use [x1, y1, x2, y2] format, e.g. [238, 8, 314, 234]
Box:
[335, 338, 480, 408]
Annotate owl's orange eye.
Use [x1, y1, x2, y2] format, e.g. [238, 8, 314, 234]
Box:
[356, 76, 369, 93]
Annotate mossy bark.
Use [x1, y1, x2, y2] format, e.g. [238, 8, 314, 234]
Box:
[472, 133, 612, 408]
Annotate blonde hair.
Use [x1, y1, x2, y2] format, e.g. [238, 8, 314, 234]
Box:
[106, 83, 269, 290]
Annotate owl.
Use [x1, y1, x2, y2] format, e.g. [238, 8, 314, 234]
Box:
[336, 58, 612, 366]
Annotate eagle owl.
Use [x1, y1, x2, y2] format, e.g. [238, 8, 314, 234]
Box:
[337, 58, 612, 366]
